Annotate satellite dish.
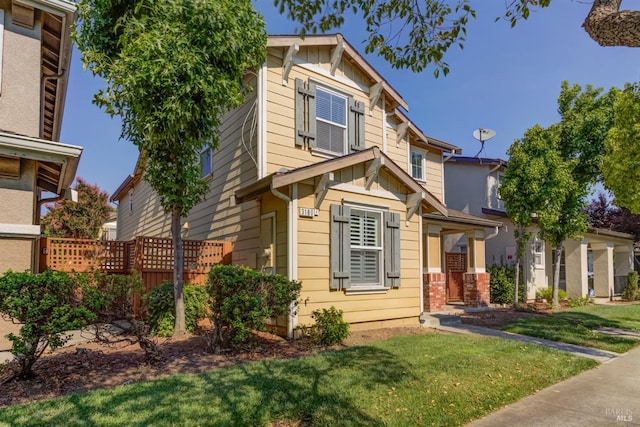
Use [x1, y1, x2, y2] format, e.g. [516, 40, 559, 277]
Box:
[472, 128, 496, 157]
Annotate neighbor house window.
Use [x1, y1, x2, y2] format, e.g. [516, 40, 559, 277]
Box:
[349, 208, 383, 285]
[410, 149, 426, 181]
[496, 173, 505, 210]
[316, 87, 347, 155]
[200, 147, 213, 178]
[533, 237, 544, 267]
[330, 204, 401, 291]
[128, 190, 134, 213]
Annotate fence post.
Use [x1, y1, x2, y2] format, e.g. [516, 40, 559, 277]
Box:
[222, 241, 232, 265]
[39, 237, 48, 272]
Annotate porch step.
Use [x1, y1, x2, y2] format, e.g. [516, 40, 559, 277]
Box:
[419, 313, 462, 328]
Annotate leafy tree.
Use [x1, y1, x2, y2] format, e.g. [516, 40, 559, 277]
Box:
[74, 0, 267, 336]
[603, 84, 640, 214]
[586, 192, 640, 242]
[500, 125, 569, 307]
[275, 0, 639, 76]
[41, 177, 112, 239]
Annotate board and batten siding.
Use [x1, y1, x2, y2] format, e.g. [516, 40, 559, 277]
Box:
[294, 170, 422, 328]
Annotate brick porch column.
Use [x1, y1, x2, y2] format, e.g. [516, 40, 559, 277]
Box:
[424, 273, 446, 312]
[463, 272, 490, 308]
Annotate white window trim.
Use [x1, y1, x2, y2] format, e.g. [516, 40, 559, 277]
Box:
[314, 85, 348, 157]
[496, 172, 505, 210]
[533, 237, 544, 268]
[345, 202, 386, 291]
[0, 9, 4, 96]
[409, 147, 427, 182]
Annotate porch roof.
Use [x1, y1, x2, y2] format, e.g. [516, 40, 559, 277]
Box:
[235, 146, 449, 216]
[423, 208, 502, 229]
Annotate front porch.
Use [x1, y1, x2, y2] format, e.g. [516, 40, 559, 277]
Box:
[422, 210, 501, 312]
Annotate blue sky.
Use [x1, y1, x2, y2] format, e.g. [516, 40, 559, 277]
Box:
[61, 1, 640, 197]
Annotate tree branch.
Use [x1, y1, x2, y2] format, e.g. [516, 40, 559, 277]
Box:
[583, 0, 640, 47]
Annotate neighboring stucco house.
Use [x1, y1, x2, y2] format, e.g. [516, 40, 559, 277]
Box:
[443, 156, 634, 300]
[0, 0, 82, 273]
[111, 34, 501, 334]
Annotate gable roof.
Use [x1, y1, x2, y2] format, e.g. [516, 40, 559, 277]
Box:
[236, 146, 448, 216]
[267, 34, 408, 112]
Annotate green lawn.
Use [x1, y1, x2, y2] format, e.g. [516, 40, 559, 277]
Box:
[0, 333, 596, 427]
[503, 304, 640, 353]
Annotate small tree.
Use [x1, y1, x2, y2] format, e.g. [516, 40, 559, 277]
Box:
[206, 265, 301, 353]
[41, 177, 112, 239]
[75, 0, 267, 336]
[0, 270, 96, 380]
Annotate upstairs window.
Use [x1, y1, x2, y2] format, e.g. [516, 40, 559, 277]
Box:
[533, 237, 544, 267]
[128, 190, 134, 213]
[410, 149, 425, 181]
[496, 173, 505, 210]
[316, 87, 347, 155]
[200, 147, 213, 178]
[295, 79, 365, 154]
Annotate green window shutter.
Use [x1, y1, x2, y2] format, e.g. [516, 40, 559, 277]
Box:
[330, 204, 351, 290]
[295, 78, 316, 148]
[384, 211, 401, 288]
[348, 98, 366, 152]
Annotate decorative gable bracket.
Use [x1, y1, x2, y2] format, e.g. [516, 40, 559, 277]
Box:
[282, 43, 299, 85]
[330, 41, 345, 76]
[369, 82, 384, 115]
[406, 192, 423, 223]
[315, 172, 332, 209]
[396, 122, 408, 147]
[365, 157, 383, 190]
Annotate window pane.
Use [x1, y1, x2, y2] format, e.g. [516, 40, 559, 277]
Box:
[317, 90, 332, 122]
[200, 149, 212, 177]
[411, 151, 423, 180]
[317, 120, 345, 154]
[351, 250, 380, 284]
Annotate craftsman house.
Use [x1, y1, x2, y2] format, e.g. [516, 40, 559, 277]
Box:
[0, 0, 82, 273]
[112, 34, 501, 334]
[443, 156, 634, 300]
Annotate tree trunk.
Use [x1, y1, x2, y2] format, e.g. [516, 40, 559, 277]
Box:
[552, 243, 563, 308]
[513, 238, 520, 309]
[583, 0, 640, 47]
[171, 208, 186, 337]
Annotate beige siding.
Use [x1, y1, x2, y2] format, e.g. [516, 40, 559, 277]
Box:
[295, 177, 421, 328]
[0, 238, 34, 273]
[0, 159, 36, 224]
[265, 47, 387, 175]
[424, 149, 443, 200]
[116, 76, 263, 268]
[0, 8, 41, 138]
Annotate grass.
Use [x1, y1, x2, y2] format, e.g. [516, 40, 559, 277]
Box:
[503, 304, 640, 353]
[0, 333, 596, 426]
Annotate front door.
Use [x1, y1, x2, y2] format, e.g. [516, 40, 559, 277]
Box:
[445, 252, 466, 302]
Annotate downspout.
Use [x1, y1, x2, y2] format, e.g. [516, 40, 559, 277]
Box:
[270, 183, 297, 340]
[485, 226, 499, 240]
[257, 61, 267, 179]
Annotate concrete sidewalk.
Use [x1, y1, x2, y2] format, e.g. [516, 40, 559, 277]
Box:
[467, 344, 640, 426]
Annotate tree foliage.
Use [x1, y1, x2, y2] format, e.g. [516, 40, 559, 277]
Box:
[275, 0, 639, 76]
[74, 0, 267, 335]
[41, 178, 112, 239]
[586, 192, 640, 242]
[603, 84, 640, 214]
[0, 270, 96, 380]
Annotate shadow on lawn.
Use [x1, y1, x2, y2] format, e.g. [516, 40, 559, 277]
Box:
[5, 345, 413, 426]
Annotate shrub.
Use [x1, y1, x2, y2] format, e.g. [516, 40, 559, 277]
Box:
[535, 287, 568, 306]
[206, 265, 301, 352]
[622, 271, 639, 302]
[488, 265, 526, 305]
[147, 281, 208, 337]
[0, 270, 96, 380]
[299, 306, 350, 346]
[567, 296, 594, 307]
[81, 271, 143, 321]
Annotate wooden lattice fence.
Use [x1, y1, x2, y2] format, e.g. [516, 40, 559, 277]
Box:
[40, 236, 232, 293]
